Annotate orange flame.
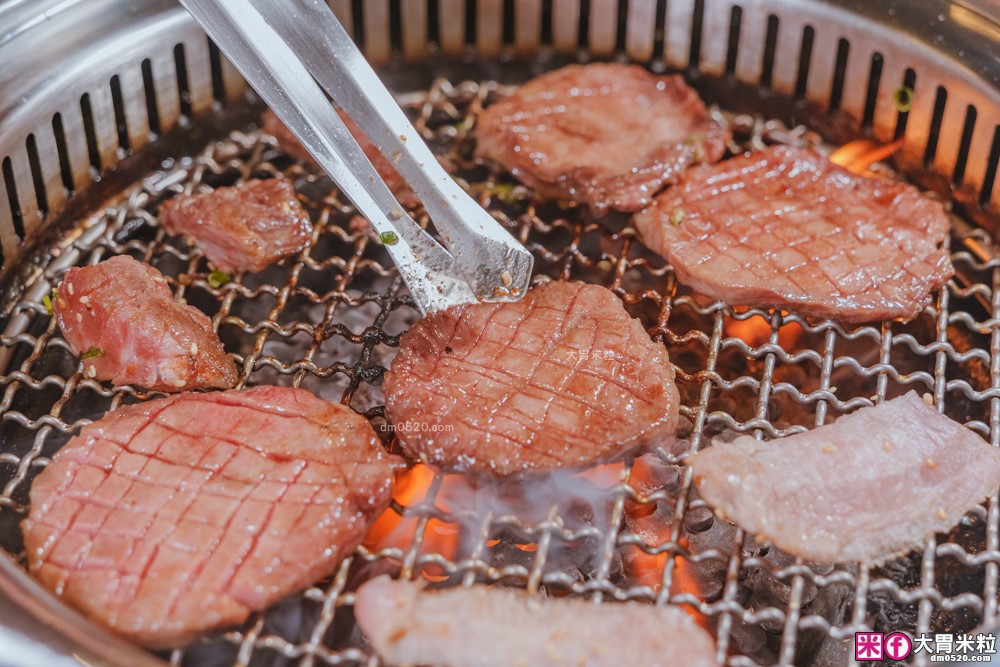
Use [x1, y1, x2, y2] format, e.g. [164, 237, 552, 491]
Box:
[365, 464, 436, 551]
[621, 541, 707, 627]
[629, 549, 669, 590]
[671, 556, 711, 630]
[365, 464, 463, 581]
[624, 459, 707, 627]
[828, 138, 903, 176]
[724, 308, 803, 350]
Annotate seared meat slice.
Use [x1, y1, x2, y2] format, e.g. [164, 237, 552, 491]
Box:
[53, 255, 237, 392]
[691, 392, 1000, 563]
[632, 145, 954, 323]
[159, 177, 312, 273]
[355, 576, 716, 667]
[383, 281, 680, 476]
[22, 386, 399, 648]
[261, 109, 416, 206]
[475, 63, 729, 214]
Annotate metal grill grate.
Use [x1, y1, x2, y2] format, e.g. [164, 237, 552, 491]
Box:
[0, 77, 999, 667]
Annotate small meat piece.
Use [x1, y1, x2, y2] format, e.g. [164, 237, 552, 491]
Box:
[355, 576, 716, 667]
[691, 392, 1000, 563]
[261, 109, 416, 206]
[54, 255, 236, 392]
[632, 145, 954, 323]
[383, 281, 680, 476]
[159, 177, 312, 273]
[22, 386, 399, 647]
[475, 63, 729, 214]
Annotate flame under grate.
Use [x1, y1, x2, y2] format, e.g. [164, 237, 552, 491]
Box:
[0, 77, 998, 667]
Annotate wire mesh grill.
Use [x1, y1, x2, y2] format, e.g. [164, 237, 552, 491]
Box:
[0, 76, 998, 667]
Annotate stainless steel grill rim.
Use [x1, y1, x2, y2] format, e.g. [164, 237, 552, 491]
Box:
[0, 2, 999, 667]
[3, 0, 1000, 261]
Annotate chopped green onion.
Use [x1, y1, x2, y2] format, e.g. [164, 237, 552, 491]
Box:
[892, 86, 914, 113]
[81, 346, 104, 359]
[487, 183, 530, 205]
[207, 270, 230, 288]
[380, 231, 400, 246]
[42, 289, 59, 315]
[669, 208, 686, 226]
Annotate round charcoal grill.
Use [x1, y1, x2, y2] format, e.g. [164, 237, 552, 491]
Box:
[1, 1, 1000, 666]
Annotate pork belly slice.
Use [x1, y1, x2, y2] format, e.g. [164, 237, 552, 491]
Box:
[475, 63, 729, 214]
[53, 255, 237, 392]
[632, 145, 954, 323]
[383, 281, 680, 476]
[22, 386, 400, 648]
[355, 576, 715, 667]
[261, 109, 417, 207]
[691, 392, 1000, 563]
[159, 176, 313, 273]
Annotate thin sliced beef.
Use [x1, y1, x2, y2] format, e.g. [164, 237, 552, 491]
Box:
[54, 255, 237, 392]
[691, 392, 1000, 563]
[475, 63, 729, 214]
[383, 281, 680, 476]
[261, 109, 417, 206]
[159, 177, 313, 273]
[22, 386, 399, 648]
[632, 145, 954, 323]
[355, 576, 716, 667]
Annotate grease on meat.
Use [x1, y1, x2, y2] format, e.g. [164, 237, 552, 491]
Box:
[159, 177, 313, 273]
[355, 576, 716, 667]
[691, 392, 1000, 563]
[475, 63, 729, 214]
[632, 146, 954, 322]
[53, 255, 237, 392]
[22, 386, 400, 647]
[383, 281, 680, 476]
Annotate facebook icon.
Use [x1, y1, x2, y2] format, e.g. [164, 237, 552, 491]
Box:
[884, 632, 913, 661]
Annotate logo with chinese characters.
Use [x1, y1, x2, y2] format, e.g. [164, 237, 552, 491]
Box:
[565, 349, 618, 362]
[856, 631, 997, 662]
[855, 632, 883, 661]
[914, 632, 995, 659]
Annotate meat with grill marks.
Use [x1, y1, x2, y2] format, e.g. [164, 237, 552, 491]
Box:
[475, 63, 729, 214]
[53, 255, 237, 392]
[632, 145, 954, 323]
[382, 281, 680, 476]
[691, 392, 1000, 563]
[159, 177, 313, 273]
[355, 576, 717, 667]
[22, 386, 400, 647]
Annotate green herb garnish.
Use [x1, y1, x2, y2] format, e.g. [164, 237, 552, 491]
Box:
[207, 270, 230, 288]
[380, 231, 400, 246]
[892, 86, 914, 113]
[42, 294, 53, 315]
[81, 346, 104, 359]
[487, 183, 531, 205]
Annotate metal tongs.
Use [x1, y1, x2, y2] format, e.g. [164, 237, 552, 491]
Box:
[178, 0, 533, 314]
